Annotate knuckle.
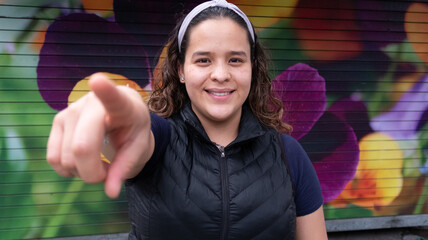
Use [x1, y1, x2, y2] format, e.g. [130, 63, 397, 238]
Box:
[71, 141, 91, 157]
[68, 102, 81, 115]
[46, 153, 58, 165]
[61, 154, 76, 169]
[52, 113, 64, 125]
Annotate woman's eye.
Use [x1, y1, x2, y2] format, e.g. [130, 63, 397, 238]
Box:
[230, 58, 243, 63]
[196, 58, 210, 64]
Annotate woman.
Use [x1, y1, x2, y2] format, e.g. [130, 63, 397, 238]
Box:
[47, 0, 327, 239]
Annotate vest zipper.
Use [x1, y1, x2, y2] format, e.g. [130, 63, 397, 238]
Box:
[219, 146, 229, 240]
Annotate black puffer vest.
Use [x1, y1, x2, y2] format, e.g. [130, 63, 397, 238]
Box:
[127, 104, 296, 239]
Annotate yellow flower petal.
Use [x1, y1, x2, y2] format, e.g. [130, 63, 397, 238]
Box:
[68, 72, 150, 105]
[334, 132, 403, 208]
[229, 0, 299, 29]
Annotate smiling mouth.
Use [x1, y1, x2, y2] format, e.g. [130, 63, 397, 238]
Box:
[206, 90, 234, 96]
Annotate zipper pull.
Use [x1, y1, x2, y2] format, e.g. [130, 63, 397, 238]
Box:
[219, 146, 225, 158]
[215, 142, 226, 158]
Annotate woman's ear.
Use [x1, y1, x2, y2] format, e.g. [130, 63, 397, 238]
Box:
[178, 64, 185, 83]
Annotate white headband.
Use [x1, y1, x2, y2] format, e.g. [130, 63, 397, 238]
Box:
[178, 0, 255, 53]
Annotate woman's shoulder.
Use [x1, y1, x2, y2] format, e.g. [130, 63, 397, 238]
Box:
[279, 133, 324, 217]
[150, 112, 171, 132]
[278, 133, 309, 178]
[279, 133, 308, 157]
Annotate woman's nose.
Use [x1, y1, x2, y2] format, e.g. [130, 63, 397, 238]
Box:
[210, 62, 230, 82]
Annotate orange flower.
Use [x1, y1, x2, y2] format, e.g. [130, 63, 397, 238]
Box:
[331, 132, 403, 208]
[81, 0, 113, 15]
[405, 3, 428, 65]
[292, 0, 362, 61]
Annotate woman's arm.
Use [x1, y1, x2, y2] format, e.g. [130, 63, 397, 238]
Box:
[296, 206, 328, 240]
[47, 73, 154, 198]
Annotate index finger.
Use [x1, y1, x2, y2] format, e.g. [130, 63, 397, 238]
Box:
[71, 96, 107, 183]
[88, 73, 135, 122]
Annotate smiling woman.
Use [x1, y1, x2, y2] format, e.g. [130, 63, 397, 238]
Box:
[5, 0, 428, 239]
[178, 18, 252, 145]
[45, 0, 327, 239]
[128, 2, 326, 238]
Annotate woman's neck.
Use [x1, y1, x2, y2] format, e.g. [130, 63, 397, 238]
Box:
[205, 122, 239, 147]
[196, 113, 241, 147]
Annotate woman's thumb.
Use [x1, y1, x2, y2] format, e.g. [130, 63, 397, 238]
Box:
[104, 161, 125, 198]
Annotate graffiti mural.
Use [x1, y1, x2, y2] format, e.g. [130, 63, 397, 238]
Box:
[0, 0, 427, 239]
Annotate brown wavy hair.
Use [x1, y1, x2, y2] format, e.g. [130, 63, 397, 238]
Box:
[149, 6, 292, 134]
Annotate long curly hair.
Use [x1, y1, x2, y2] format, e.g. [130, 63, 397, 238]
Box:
[149, 6, 292, 134]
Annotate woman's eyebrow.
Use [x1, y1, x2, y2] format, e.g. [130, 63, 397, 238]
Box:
[230, 51, 247, 56]
[191, 51, 248, 58]
[191, 51, 211, 58]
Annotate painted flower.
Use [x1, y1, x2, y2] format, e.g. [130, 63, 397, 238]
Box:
[369, 74, 428, 213]
[405, 2, 428, 66]
[356, 0, 408, 50]
[37, 0, 202, 111]
[325, 97, 405, 211]
[292, 0, 363, 61]
[291, 0, 409, 62]
[371, 74, 428, 143]
[274, 63, 360, 203]
[229, 0, 299, 30]
[323, 3, 428, 211]
[37, 12, 152, 110]
[332, 132, 404, 208]
[327, 73, 428, 211]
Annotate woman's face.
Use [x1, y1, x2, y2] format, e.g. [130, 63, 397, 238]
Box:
[179, 17, 252, 127]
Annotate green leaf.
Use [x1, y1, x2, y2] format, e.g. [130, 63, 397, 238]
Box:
[382, 40, 425, 63]
[324, 203, 373, 219]
[419, 123, 428, 168]
[258, 19, 308, 78]
[0, 128, 36, 240]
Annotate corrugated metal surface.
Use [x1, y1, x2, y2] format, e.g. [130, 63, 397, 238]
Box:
[0, 0, 427, 239]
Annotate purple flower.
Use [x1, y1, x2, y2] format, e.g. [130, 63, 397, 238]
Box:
[328, 98, 373, 141]
[37, 0, 203, 111]
[37, 13, 151, 110]
[113, 0, 201, 66]
[274, 63, 360, 203]
[371, 74, 428, 140]
[356, 0, 408, 49]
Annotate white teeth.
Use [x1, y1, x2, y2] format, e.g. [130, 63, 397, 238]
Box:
[211, 92, 230, 96]
[206, 90, 233, 96]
